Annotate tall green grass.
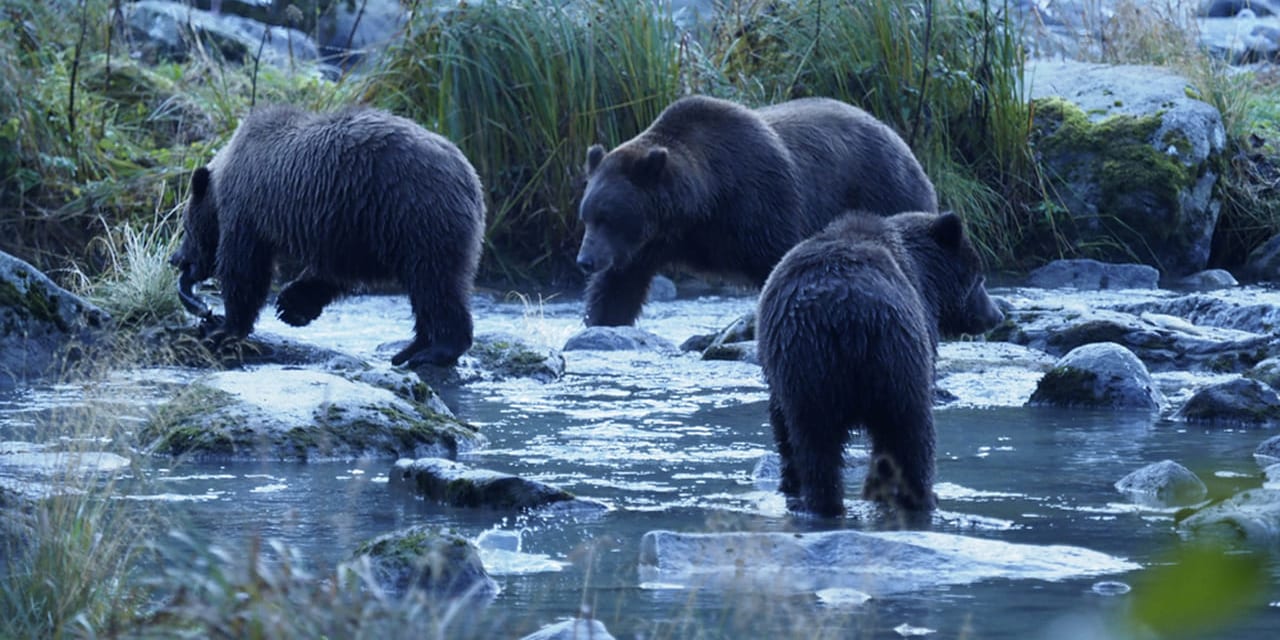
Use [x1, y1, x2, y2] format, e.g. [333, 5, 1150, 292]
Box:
[702, 0, 1038, 267]
[368, 0, 687, 283]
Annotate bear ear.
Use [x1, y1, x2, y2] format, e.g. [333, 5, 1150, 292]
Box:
[586, 144, 606, 173]
[929, 211, 965, 249]
[190, 167, 211, 202]
[634, 147, 668, 182]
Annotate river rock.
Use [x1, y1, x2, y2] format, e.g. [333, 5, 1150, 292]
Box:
[637, 529, 1139, 595]
[1197, 13, 1280, 63]
[1245, 356, 1280, 390]
[389, 458, 607, 513]
[315, 0, 406, 66]
[647, 274, 678, 302]
[1113, 294, 1280, 334]
[401, 332, 566, 387]
[1254, 434, 1280, 466]
[140, 368, 480, 462]
[341, 525, 498, 600]
[1027, 343, 1165, 411]
[1244, 232, 1280, 282]
[991, 303, 1279, 373]
[1026, 259, 1160, 290]
[563, 326, 678, 354]
[1, 251, 109, 390]
[1115, 460, 1208, 507]
[1173, 269, 1239, 291]
[125, 0, 322, 68]
[1174, 377, 1280, 425]
[1178, 488, 1280, 545]
[520, 618, 616, 640]
[1026, 61, 1226, 276]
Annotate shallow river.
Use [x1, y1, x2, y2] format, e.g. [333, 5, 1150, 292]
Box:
[4, 286, 1280, 638]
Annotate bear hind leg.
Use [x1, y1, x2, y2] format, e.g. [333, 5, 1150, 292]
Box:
[787, 408, 849, 518]
[862, 401, 937, 511]
[276, 276, 343, 327]
[392, 270, 474, 367]
[768, 394, 801, 501]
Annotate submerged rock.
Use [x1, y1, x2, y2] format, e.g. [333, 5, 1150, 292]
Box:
[397, 332, 566, 386]
[520, 618, 616, 640]
[1174, 377, 1280, 426]
[1178, 489, 1280, 545]
[563, 326, 678, 354]
[1027, 259, 1160, 290]
[1256, 434, 1280, 467]
[341, 525, 498, 600]
[1115, 460, 1208, 507]
[140, 368, 480, 462]
[1, 251, 109, 390]
[637, 529, 1139, 595]
[389, 458, 607, 514]
[1028, 343, 1165, 411]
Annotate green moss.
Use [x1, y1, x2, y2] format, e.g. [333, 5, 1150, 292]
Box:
[1029, 366, 1102, 406]
[1031, 97, 1196, 265]
[0, 278, 62, 329]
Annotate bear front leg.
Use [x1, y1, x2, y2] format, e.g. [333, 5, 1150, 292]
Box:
[276, 277, 343, 327]
[768, 394, 800, 499]
[584, 262, 657, 326]
[215, 229, 275, 339]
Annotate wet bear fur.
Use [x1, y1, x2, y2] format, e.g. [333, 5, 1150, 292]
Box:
[756, 210, 1004, 516]
[577, 95, 937, 326]
[170, 105, 485, 366]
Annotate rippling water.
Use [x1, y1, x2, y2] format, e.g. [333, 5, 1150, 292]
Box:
[4, 286, 1280, 638]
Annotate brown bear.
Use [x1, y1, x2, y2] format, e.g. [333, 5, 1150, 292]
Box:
[756, 210, 1003, 516]
[169, 105, 485, 367]
[576, 95, 936, 326]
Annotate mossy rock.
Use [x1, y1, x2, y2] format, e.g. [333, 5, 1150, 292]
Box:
[342, 525, 498, 600]
[407, 331, 566, 386]
[140, 368, 481, 462]
[1026, 61, 1226, 276]
[1175, 378, 1280, 426]
[1, 251, 109, 389]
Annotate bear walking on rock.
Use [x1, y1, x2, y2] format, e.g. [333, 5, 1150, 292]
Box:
[757, 210, 1003, 516]
[170, 105, 485, 367]
[577, 95, 936, 326]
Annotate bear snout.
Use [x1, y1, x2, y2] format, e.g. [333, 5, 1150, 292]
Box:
[168, 250, 184, 268]
[966, 287, 1005, 334]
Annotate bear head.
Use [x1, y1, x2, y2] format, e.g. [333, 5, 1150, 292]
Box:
[907, 211, 1004, 337]
[170, 166, 220, 287]
[575, 142, 670, 274]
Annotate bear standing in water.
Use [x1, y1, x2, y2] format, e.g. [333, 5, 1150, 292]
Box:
[170, 105, 485, 367]
[576, 95, 936, 327]
[756, 210, 1004, 516]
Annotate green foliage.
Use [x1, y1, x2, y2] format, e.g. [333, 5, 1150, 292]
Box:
[700, 0, 1038, 267]
[367, 0, 686, 282]
[1126, 542, 1268, 638]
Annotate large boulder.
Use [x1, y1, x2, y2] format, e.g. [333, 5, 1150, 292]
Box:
[1175, 377, 1280, 426]
[1026, 259, 1159, 290]
[1, 251, 109, 390]
[1027, 342, 1165, 411]
[139, 368, 481, 461]
[1026, 61, 1226, 276]
[125, 0, 321, 68]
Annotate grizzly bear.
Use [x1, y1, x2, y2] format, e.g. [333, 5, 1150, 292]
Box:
[756, 210, 1003, 516]
[169, 105, 485, 367]
[577, 95, 936, 326]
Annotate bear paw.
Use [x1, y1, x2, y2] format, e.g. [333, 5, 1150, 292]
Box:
[275, 281, 333, 327]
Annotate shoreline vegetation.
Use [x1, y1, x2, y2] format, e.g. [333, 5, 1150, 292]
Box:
[3, 0, 1280, 638]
